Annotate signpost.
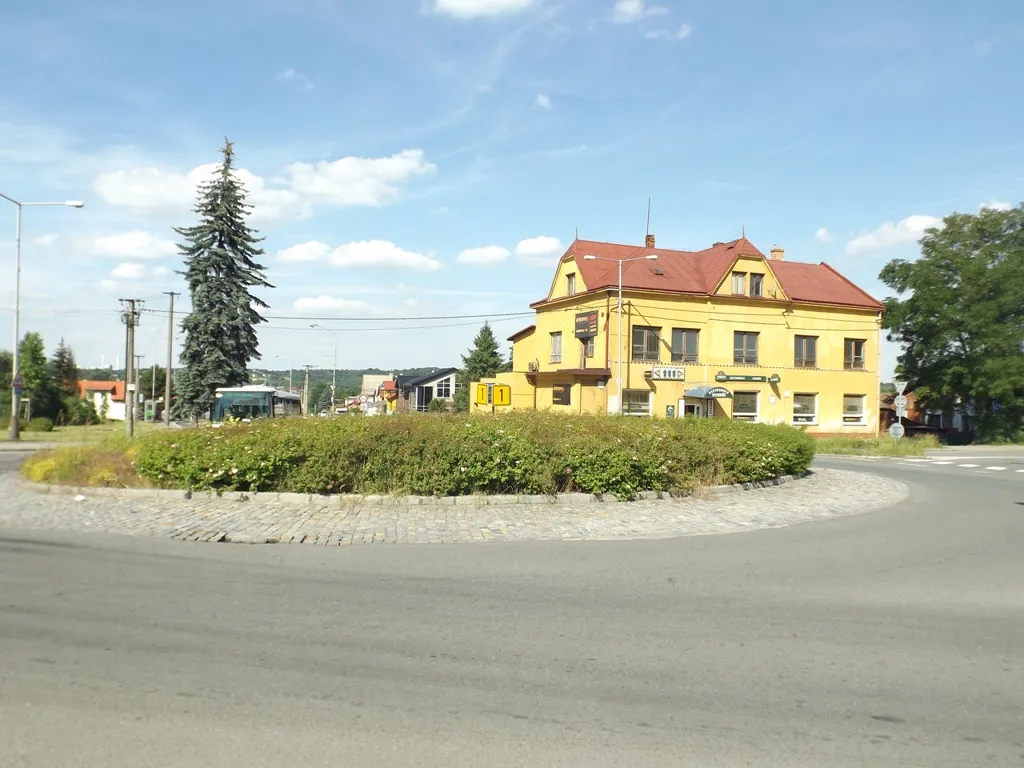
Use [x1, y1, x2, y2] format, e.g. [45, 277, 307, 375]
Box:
[11, 374, 23, 397]
[888, 422, 905, 440]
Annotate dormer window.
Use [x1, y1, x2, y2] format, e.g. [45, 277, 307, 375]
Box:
[566, 273, 576, 296]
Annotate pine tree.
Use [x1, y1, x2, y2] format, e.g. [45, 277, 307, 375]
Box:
[50, 338, 79, 400]
[454, 322, 505, 412]
[174, 140, 272, 420]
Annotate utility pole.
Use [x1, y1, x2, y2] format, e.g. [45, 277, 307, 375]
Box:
[163, 291, 179, 427]
[120, 299, 143, 437]
[303, 365, 313, 416]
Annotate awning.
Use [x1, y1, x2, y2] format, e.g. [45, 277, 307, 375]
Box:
[684, 386, 733, 399]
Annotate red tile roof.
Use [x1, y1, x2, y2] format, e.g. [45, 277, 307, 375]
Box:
[534, 238, 882, 311]
[78, 380, 125, 402]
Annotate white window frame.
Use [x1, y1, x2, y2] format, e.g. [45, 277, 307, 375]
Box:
[843, 393, 866, 425]
[436, 377, 452, 398]
[622, 389, 652, 417]
[583, 336, 595, 358]
[550, 331, 562, 364]
[732, 391, 759, 422]
[731, 271, 746, 295]
[844, 338, 866, 370]
[749, 273, 764, 297]
[792, 393, 817, 425]
[566, 273, 576, 296]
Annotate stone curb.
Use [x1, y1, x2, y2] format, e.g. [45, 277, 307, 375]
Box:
[14, 472, 806, 505]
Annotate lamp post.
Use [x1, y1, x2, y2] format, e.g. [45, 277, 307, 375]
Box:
[0, 193, 84, 440]
[309, 324, 337, 413]
[583, 252, 658, 415]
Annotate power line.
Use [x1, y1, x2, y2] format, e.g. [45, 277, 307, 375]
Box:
[140, 308, 535, 322]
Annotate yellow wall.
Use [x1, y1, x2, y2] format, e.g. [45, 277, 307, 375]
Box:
[548, 255, 589, 301]
[714, 256, 787, 300]
[474, 256, 881, 434]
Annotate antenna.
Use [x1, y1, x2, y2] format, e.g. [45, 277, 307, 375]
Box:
[742, 224, 746, 238]
[645, 197, 651, 238]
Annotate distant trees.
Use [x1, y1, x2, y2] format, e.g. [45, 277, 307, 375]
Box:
[880, 204, 1024, 441]
[454, 322, 505, 412]
[1, 334, 98, 426]
[175, 139, 272, 420]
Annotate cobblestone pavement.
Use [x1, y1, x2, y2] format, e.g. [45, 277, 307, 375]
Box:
[0, 468, 907, 545]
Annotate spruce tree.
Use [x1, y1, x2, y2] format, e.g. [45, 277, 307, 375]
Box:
[174, 140, 272, 420]
[454, 322, 505, 412]
[50, 338, 79, 401]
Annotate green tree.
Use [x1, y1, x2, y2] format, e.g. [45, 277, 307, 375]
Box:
[50, 338, 79, 400]
[0, 350, 12, 423]
[880, 204, 1024, 441]
[453, 322, 505, 412]
[308, 380, 330, 414]
[174, 139, 272, 420]
[18, 332, 48, 396]
[138, 365, 168, 402]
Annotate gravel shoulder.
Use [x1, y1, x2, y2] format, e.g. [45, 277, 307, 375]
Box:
[0, 468, 908, 545]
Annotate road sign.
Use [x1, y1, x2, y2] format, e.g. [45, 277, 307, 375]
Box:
[893, 394, 908, 408]
[358, 394, 368, 404]
[894, 380, 907, 395]
[888, 422, 905, 439]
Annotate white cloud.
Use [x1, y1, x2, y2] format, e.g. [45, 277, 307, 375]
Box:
[613, 0, 667, 23]
[277, 68, 313, 90]
[292, 296, 371, 314]
[75, 230, 178, 259]
[814, 227, 832, 243]
[430, 205, 452, 215]
[152, 265, 174, 277]
[979, 200, 1011, 212]
[278, 241, 332, 263]
[330, 240, 442, 271]
[284, 149, 435, 207]
[646, 23, 692, 40]
[845, 215, 944, 255]
[111, 262, 145, 280]
[457, 245, 511, 265]
[97, 279, 119, 294]
[535, 93, 552, 109]
[515, 235, 563, 261]
[32, 233, 58, 246]
[404, 298, 420, 307]
[434, 0, 537, 19]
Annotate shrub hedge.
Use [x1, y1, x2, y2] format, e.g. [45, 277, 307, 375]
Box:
[126, 413, 813, 499]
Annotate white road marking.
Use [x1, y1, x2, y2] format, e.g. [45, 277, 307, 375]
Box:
[1017, 469, 1024, 474]
[904, 459, 931, 463]
[984, 466, 1007, 471]
[930, 461, 954, 465]
[958, 464, 979, 468]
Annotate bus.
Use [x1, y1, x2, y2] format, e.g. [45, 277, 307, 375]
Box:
[212, 386, 303, 424]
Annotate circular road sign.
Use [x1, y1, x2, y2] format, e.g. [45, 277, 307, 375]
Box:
[893, 394, 908, 408]
[358, 394, 368, 403]
[888, 422, 906, 439]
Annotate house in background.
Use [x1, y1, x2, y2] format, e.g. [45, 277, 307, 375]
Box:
[77, 380, 126, 421]
[375, 379, 399, 414]
[398, 368, 459, 412]
[360, 374, 390, 398]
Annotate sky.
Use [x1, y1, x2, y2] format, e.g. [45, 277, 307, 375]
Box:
[1, 0, 1022, 379]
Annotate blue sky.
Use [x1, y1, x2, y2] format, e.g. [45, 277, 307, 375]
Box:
[1, 0, 1021, 378]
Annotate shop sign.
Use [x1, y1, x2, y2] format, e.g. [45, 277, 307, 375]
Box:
[574, 310, 599, 339]
[648, 366, 685, 381]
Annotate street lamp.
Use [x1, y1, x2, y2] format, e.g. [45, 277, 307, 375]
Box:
[583, 252, 658, 415]
[0, 193, 84, 440]
[309, 324, 337, 412]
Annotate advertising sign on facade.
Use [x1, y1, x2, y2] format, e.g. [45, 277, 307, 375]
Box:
[574, 311, 599, 339]
[648, 366, 685, 381]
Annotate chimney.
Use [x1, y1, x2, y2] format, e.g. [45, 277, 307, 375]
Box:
[645, 234, 656, 248]
[770, 245, 785, 261]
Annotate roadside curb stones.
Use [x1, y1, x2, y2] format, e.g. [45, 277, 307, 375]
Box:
[2, 469, 909, 546]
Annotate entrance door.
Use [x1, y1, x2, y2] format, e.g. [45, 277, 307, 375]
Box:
[416, 385, 433, 412]
[680, 399, 703, 418]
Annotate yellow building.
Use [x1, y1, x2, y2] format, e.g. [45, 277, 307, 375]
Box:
[473, 235, 883, 435]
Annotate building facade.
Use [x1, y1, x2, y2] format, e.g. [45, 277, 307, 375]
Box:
[472, 236, 883, 435]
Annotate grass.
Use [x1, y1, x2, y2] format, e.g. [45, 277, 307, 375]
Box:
[20, 436, 148, 488]
[2, 421, 160, 444]
[813, 434, 942, 456]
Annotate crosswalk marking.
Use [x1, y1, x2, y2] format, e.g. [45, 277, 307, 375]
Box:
[958, 463, 979, 468]
[1017, 469, 1024, 474]
[904, 458, 931, 463]
[985, 466, 1007, 471]
[930, 461, 953, 465]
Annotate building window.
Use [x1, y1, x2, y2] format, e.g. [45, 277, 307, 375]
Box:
[733, 331, 759, 365]
[733, 391, 758, 422]
[671, 328, 699, 363]
[553, 384, 571, 406]
[550, 332, 562, 364]
[566, 273, 576, 296]
[793, 393, 817, 424]
[844, 338, 866, 369]
[749, 273, 764, 297]
[583, 337, 595, 358]
[622, 389, 651, 417]
[631, 325, 660, 363]
[843, 394, 866, 424]
[436, 377, 451, 398]
[731, 271, 746, 294]
[794, 335, 817, 368]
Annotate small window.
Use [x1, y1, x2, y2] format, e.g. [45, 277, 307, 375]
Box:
[731, 271, 746, 295]
[583, 337, 595, 359]
[733, 391, 758, 422]
[436, 377, 451, 398]
[794, 335, 817, 368]
[622, 389, 651, 417]
[733, 331, 758, 365]
[550, 332, 562, 364]
[843, 394, 866, 423]
[566, 273, 576, 296]
[552, 384, 571, 406]
[793, 393, 817, 424]
[749, 273, 764, 297]
[631, 326, 660, 363]
[844, 338, 866, 369]
[671, 328, 699, 363]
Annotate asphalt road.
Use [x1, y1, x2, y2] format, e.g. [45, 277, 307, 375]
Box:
[2, 455, 1023, 767]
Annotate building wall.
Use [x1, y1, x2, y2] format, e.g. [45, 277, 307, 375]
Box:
[476, 283, 881, 434]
